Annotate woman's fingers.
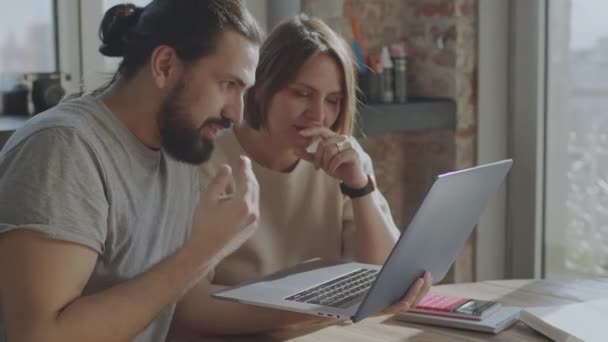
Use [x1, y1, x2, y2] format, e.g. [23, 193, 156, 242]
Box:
[411, 272, 433, 308]
[299, 126, 335, 139]
[382, 277, 425, 314]
[381, 272, 433, 315]
[328, 148, 357, 175]
[300, 130, 356, 179]
[317, 136, 349, 171]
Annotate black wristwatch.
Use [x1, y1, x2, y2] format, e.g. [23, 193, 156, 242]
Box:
[340, 175, 375, 198]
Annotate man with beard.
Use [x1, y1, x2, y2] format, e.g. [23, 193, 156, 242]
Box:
[0, 1, 262, 341]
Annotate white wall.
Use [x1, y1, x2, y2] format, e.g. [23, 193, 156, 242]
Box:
[245, 0, 301, 31]
[266, 0, 300, 30]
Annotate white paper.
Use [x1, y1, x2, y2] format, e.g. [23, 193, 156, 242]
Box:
[520, 299, 608, 342]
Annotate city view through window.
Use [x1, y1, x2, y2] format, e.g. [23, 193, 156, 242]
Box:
[546, 0, 608, 277]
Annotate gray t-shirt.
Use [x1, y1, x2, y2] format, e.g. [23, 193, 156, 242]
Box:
[0, 95, 199, 342]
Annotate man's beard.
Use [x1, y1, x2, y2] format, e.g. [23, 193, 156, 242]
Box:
[158, 81, 231, 164]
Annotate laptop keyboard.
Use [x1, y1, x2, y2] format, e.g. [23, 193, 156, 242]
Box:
[284, 268, 379, 308]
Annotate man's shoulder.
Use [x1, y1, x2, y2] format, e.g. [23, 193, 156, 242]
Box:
[3, 96, 102, 152]
[30, 95, 100, 132]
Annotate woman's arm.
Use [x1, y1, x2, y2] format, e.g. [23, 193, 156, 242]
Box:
[350, 186, 400, 264]
[298, 127, 400, 265]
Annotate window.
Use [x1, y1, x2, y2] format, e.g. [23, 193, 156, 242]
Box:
[0, 0, 57, 74]
[545, 0, 608, 278]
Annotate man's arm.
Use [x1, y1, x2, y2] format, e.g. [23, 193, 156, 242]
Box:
[0, 157, 260, 342]
[0, 230, 214, 342]
[172, 278, 328, 336]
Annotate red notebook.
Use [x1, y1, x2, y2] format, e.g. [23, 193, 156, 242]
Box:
[410, 294, 502, 321]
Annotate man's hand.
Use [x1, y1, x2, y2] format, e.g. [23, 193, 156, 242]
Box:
[187, 155, 260, 266]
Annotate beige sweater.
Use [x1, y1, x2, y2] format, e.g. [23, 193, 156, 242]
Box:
[200, 129, 397, 286]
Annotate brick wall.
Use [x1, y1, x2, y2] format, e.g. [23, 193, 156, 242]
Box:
[358, 131, 455, 229]
[302, 0, 478, 283]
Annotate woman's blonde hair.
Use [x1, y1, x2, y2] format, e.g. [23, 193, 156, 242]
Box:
[244, 14, 358, 135]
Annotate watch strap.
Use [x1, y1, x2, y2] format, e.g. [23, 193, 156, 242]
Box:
[340, 174, 375, 198]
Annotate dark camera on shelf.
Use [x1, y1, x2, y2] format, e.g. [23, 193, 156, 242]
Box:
[3, 83, 30, 116]
[31, 73, 65, 114]
[2, 73, 65, 116]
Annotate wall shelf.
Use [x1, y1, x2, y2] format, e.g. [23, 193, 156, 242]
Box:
[0, 115, 29, 132]
[357, 98, 456, 135]
[0, 115, 30, 147]
[0, 97, 456, 147]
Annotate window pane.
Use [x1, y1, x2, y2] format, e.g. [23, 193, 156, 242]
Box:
[545, 0, 608, 278]
[0, 0, 56, 73]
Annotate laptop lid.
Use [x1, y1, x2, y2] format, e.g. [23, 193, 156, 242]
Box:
[351, 159, 513, 322]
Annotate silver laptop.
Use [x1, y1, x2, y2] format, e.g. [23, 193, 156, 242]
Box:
[213, 160, 513, 322]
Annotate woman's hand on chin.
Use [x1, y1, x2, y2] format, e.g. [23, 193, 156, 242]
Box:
[298, 127, 367, 188]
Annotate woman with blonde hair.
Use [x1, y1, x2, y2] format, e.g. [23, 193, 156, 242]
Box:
[174, 14, 431, 336]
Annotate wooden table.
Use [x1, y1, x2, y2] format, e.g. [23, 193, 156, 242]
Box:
[198, 278, 608, 341]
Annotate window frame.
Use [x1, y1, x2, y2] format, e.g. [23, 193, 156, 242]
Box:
[0, 0, 62, 78]
[56, 0, 82, 94]
[506, 0, 547, 279]
[476, 0, 547, 280]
